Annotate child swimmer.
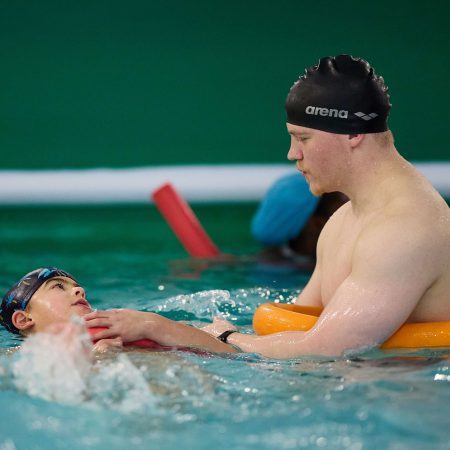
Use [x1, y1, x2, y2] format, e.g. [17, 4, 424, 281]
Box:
[0, 267, 237, 354]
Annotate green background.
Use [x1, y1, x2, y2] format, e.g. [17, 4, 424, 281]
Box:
[1, 0, 449, 169]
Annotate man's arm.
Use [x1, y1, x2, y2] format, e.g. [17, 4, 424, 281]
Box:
[295, 263, 322, 306]
[294, 208, 328, 307]
[85, 309, 238, 353]
[225, 218, 437, 358]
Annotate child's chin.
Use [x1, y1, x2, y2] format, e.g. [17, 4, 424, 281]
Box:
[72, 304, 93, 314]
[42, 321, 73, 334]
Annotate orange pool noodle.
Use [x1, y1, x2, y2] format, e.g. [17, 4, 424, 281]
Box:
[253, 303, 450, 349]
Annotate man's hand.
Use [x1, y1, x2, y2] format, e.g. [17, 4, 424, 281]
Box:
[84, 309, 158, 343]
[201, 317, 237, 337]
[85, 309, 238, 353]
[92, 337, 123, 353]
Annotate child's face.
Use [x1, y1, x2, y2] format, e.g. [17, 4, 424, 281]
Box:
[26, 276, 93, 333]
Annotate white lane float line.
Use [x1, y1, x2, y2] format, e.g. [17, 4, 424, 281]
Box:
[0, 163, 448, 204]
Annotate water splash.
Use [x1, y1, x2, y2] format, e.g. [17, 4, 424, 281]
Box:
[153, 290, 232, 320]
[151, 287, 300, 325]
[11, 321, 92, 405]
[89, 354, 157, 414]
[8, 319, 157, 413]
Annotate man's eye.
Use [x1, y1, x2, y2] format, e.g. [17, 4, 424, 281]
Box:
[53, 282, 65, 289]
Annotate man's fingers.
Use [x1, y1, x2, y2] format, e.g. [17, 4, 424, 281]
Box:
[213, 317, 237, 329]
[84, 310, 114, 320]
[84, 317, 112, 328]
[93, 337, 123, 353]
[84, 309, 125, 319]
[88, 327, 116, 341]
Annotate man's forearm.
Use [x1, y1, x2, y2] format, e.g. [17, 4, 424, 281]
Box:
[226, 330, 322, 359]
[149, 315, 238, 353]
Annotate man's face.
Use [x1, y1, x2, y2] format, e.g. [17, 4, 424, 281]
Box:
[26, 276, 93, 333]
[286, 123, 350, 196]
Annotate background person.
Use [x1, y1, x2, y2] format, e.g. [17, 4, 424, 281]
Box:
[252, 173, 347, 262]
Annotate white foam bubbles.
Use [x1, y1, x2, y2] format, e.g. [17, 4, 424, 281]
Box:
[89, 354, 157, 413]
[154, 289, 231, 319]
[12, 320, 92, 405]
[10, 318, 157, 413]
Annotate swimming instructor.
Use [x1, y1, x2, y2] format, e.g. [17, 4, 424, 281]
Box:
[203, 54, 450, 357]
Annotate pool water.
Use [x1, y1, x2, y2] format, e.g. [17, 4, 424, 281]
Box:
[0, 205, 449, 450]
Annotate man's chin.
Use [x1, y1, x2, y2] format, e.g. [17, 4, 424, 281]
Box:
[309, 185, 323, 197]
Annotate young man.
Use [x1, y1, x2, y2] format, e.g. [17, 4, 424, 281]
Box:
[0, 267, 236, 354]
[204, 54, 450, 357]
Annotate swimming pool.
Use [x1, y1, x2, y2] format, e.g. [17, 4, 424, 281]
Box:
[1, 205, 449, 450]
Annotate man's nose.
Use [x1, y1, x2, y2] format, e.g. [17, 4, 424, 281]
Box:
[287, 144, 303, 161]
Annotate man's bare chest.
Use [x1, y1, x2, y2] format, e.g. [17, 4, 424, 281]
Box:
[320, 220, 361, 304]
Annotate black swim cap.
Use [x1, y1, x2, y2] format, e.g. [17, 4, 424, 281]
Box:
[0, 267, 77, 334]
[286, 55, 391, 134]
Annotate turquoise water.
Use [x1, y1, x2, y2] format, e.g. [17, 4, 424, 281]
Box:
[1, 205, 449, 450]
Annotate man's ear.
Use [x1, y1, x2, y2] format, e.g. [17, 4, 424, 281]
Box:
[12, 310, 35, 333]
[348, 134, 364, 148]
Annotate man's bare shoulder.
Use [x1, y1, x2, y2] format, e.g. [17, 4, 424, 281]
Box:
[320, 200, 351, 232]
[316, 200, 351, 252]
[352, 192, 450, 320]
[389, 165, 450, 229]
[355, 189, 450, 281]
[381, 187, 449, 239]
[365, 196, 447, 245]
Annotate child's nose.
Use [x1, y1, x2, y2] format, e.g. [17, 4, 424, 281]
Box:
[73, 286, 86, 298]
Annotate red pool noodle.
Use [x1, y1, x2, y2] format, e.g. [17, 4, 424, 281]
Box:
[151, 182, 221, 258]
[88, 327, 160, 349]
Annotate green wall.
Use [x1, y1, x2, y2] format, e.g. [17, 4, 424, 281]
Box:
[1, 0, 449, 169]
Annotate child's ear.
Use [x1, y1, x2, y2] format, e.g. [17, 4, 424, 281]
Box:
[12, 310, 35, 333]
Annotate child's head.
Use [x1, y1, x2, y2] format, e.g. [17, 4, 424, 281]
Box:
[0, 267, 92, 335]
